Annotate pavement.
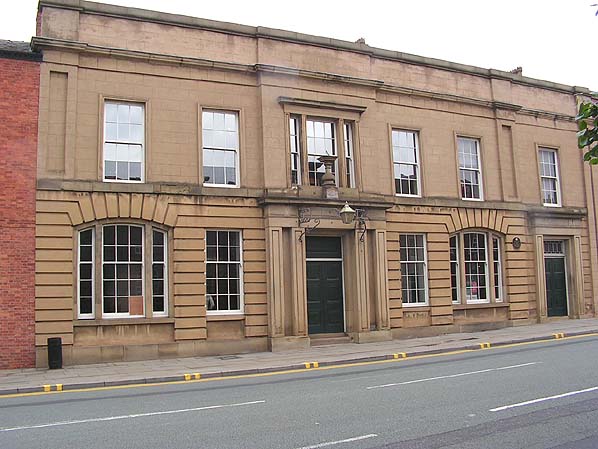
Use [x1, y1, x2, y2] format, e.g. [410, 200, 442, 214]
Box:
[1, 318, 598, 396]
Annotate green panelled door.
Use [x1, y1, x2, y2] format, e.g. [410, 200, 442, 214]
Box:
[545, 257, 567, 317]
[306, 237, 344, 334]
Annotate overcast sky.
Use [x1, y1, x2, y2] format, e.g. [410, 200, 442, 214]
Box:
[1, 0, 596, 91]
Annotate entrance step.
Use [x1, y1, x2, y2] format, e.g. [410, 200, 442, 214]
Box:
[310, 333, 352, 346]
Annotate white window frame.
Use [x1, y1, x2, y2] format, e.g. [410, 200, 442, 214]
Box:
[450, 231, 505, 305]
[202, 110, 240, 188]
[103, 101, 145, 183]
[463, 232, 489, 304]
[392, 129, 421, 197]
[151, 229, 168, 317]
[101, 224, 145, 319]
[538, 148, 562, 207]
[306, 118, 338, 186]
[450, 235, 460, 304]
[399, 233, 429, 307]
[77, 228, 95, 319]
[205, 229, 244, 315]
[458, 137, 484, 201]
[289, 115, 302, 186]
[492, 236, 503, 302]
[344, 122, 356, 188]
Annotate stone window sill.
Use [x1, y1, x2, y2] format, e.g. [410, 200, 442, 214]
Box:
[206, 314, 245, 322]
[74, 317, 175, 327]
[453, 303, 509, 310]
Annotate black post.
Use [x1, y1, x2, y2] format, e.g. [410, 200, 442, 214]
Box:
[47, 337, 62, 369]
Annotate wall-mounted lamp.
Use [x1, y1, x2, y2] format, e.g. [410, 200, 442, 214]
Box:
[340, 202, 367, 242]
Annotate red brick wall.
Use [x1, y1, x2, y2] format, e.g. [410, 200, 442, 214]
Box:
[0, 57, 39, 369]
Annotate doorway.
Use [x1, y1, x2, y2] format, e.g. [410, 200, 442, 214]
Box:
[306, 236, 345, 334]
[544, 240, 568, 317]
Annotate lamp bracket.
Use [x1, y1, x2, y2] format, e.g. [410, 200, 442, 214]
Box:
[298, 208, 320, 242]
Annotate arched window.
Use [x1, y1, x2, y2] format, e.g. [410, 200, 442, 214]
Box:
[450, 231, 504, 304]
[77, 223, 168, 319]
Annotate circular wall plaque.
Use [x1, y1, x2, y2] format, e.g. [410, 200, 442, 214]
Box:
[512, 237, 522, 249]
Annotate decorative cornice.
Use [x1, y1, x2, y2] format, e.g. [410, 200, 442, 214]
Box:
[277, 97, 368, 114]
[258, 64, 383, 88]
[31, 37, 577, 122]
[38, 0, 592, 95]
[31, 36, 255, 73]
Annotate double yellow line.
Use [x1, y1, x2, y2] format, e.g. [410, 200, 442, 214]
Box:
[2, 332, 596, 400]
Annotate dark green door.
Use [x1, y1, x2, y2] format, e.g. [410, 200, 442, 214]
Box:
[545, 257, 567, 317]
[306, 237, 344, 334]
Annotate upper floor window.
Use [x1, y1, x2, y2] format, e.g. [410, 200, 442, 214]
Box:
[77, 224, 168, 319]
[104, 102, 144, 182]
[206, 230, 243, 314]
[392, 130, 421, 196]
[288, 115, 356, 189]
[290, 116, 302, 185]
[202, 110, 239, 187]
[450, 231, 504, 305]
[458, 137, 483, 200]
[307, 119, 337, 186]
[399, 234, 428, 306]
[344, 123, 356, 188]
[538, 148, 561, 207]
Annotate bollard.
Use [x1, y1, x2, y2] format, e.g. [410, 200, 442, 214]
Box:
[47, 337, 63, 369]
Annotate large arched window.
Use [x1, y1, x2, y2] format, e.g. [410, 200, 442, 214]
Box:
[77, 223, 168, 319]
[450, 231, 504, 304]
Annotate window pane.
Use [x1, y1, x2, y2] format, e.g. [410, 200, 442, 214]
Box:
[464, 233, 488, 303]
[203, 110, 239, 186]
[206, 231, 242, 312]
[102, 224, 144, 316]
[104, 102, 144, 182]
[80, 297, 93, 315]
[458, 138, 482, 199]
[400, 234, 427, 305]
[539, 149, 560, 205]
[393, 130, 420, 196]
[306, 119, 337, 186]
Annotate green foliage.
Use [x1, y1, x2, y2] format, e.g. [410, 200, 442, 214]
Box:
[577, 101, 598, 164]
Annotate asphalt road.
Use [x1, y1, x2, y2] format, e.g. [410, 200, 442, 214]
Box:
[1, 336, 598, 449]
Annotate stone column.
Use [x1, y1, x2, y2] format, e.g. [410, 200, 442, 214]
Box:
[352, 229, 371, 340]
[266, 226, 309, 351]
[373, 230, 391, 331]
[534, 235, 547, 320]
[266, 227, 285, 338]
[291, 228, 308, 337]
[572, 235, 585, 318]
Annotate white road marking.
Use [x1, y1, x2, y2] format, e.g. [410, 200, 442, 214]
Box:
[0, 400, 265, 433]
[366, 362, 539, 390]
[490, 386, 598, 412]
[295, 434, 378, 449]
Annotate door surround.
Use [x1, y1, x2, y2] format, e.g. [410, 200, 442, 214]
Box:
[305, 236, 346, 334]
[543, 239, 569, 318]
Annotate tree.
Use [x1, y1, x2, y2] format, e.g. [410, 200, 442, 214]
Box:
[577, 101, 598, 164]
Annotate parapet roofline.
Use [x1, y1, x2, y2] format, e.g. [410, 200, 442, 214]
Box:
[38, 0, 591, 94]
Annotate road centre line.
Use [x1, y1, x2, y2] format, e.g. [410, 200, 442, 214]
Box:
[294, 434, 378, 449]
[0, 400, 265, 433]
[490, 386, 598, 412]
[366, 362, 539, 390]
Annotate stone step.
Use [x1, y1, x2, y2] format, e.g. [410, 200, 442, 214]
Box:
[310, 333, 352, 346]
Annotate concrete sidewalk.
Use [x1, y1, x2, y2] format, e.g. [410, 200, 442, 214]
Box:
[2, 318, 598, 396]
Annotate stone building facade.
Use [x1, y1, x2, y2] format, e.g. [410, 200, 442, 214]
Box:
[0, 41, 41, 369]
[31, 0, 598, 366]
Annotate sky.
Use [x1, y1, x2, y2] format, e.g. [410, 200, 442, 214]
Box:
[1, 0, 596, 91]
